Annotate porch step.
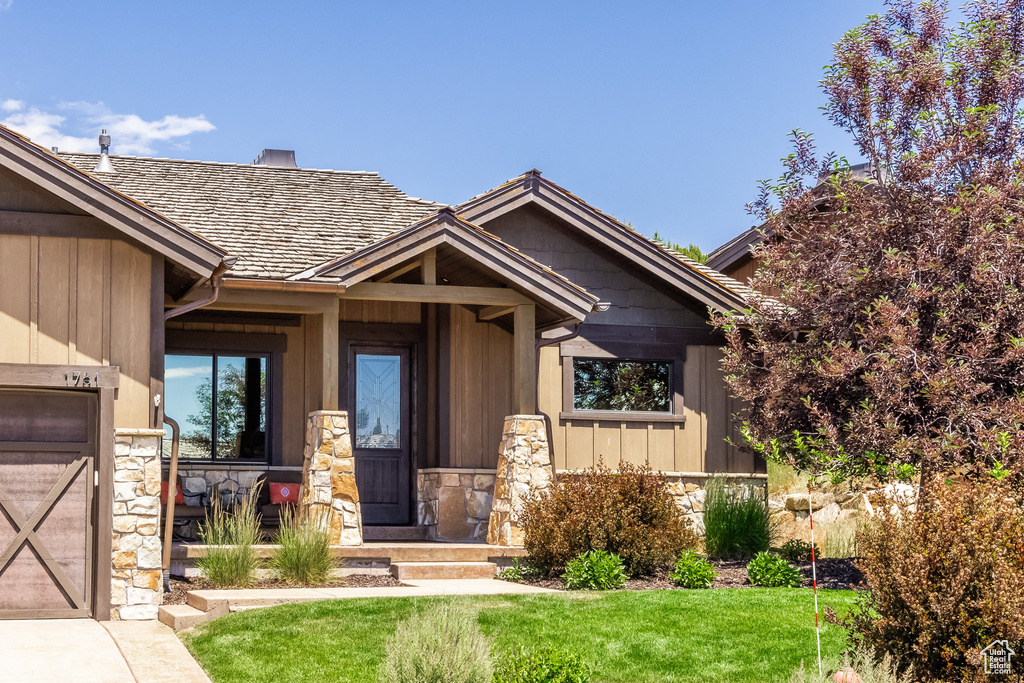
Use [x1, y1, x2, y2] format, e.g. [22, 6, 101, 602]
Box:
[158, 604, 212, 631]
[389, 561, 497, 581]
[362, 526, 430, 541]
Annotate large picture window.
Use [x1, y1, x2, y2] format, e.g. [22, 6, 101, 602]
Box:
[164, 353, 269, 461]
[573, 358, 672, 412]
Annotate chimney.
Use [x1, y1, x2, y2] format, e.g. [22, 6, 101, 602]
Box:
[252, 149, 297, 168]
[94, 129, 115, 173]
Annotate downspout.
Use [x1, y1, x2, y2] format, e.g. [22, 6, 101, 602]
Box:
[162, 256, 235, 591]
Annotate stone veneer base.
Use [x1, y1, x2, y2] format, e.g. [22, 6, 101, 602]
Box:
[111, 429, 165, 620]
[416, 468, 495, 542]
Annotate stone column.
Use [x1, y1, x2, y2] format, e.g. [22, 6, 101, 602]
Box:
[111, 429, 164, 620]
[486, 415, 553, 546]
[300, 411, 362, 545]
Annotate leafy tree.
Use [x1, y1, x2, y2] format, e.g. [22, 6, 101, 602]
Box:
[652, 231, 710, 263]
[714, 0, 1024, 482]
[185, 363, 265, 456]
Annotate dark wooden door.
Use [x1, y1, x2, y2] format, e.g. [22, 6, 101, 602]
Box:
[0, 389, 96, 619]
[351, 347, 411, 525]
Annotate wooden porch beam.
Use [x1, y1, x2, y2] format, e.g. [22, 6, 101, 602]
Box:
[513, 303, 537, 415]
[321, 298, 340, 410]
[478, 305, 516, 321]
[342, 282, 531, 306]
[377, 260, 421, 283]
[422, 248, 437, 285]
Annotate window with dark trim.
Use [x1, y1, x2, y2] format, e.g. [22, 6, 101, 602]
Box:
[164, 352, 270, 462]
[572, 358, 672, 412]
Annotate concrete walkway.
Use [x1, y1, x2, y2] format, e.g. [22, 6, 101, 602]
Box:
[0, 619, 208, 683]
[191, 578, 558, 612]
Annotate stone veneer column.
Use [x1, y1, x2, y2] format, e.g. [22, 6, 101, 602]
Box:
[300, 411, 362, 545]
[487, 415, 553, 546]
[111, 429, 164, 620]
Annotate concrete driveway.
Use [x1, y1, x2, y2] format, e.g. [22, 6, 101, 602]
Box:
[0, 619, 209, 683]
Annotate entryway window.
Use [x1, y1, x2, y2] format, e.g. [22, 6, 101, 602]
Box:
[164, 353, 270, 461]
[573, 358, 672, 412]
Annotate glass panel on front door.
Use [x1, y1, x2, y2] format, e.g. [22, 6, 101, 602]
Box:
[354, 354, 401, 449]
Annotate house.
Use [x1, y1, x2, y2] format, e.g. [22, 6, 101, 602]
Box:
[0, 125, 763, 621]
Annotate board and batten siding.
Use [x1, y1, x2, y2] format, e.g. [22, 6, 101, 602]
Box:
[0, 234, 152, 428]
[540, 345, 751, 473]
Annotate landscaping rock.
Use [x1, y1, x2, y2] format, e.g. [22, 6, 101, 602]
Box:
[785, 492, 829, 511]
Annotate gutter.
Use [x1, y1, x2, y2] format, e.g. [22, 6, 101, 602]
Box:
[221, 277, 347, 294]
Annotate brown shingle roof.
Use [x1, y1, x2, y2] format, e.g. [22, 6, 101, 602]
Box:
[58, 153, 440, 279]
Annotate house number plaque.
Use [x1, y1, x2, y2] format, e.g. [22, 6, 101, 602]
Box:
[65, 370, 101, 387]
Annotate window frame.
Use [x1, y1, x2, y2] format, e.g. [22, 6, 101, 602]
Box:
[164, 330, 286, 464]
[558, 340, 687, 424]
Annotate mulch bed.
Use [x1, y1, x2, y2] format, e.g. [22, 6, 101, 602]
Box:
[163, 573, 404, 605]
[515, 558, 864, 591]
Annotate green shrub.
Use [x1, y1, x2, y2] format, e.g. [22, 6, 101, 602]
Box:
[496, 558, 541, 583]
[669, 549, 717, 589]
[849, 476, 1024, 682]
[520, 461, 699, 575]
[776, 538, 818, 562]
[378, 601, 492, 683]
[493, 646, 591, 683]
[562, 550, 628, 590]
[269, 505, 338, 586]
[703, 477, 778, 559]
[746, 552, 802, 588]
[196, 485, 262, 588]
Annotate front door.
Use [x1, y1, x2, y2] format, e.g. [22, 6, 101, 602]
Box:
[351, 347, 411, 525]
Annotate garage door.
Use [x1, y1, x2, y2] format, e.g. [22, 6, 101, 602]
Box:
[0, 389, 96, 619]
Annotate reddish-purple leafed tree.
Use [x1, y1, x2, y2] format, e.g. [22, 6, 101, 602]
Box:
[715, 0, 1024, 481]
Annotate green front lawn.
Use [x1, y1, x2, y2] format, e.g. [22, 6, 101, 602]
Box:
[181, 589, 857, 683]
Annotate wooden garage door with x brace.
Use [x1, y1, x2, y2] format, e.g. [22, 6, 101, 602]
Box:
[0, 388, 97, 619]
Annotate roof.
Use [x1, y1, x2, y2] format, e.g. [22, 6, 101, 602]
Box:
[58, 152, 441, 280]
[307, 207, 600, 322]
[457, 170, 754, 313]
[0, 126, 226, 278]
[707, 224, 766, 272]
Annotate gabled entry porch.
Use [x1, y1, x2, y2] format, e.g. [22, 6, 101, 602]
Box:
[162, 208, 600, 543]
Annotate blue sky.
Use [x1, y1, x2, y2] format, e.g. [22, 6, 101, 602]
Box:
[0, 1, 883, 251]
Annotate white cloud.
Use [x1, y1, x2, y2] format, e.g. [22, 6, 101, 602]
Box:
[166, 366, 211, 380]
[0, 99, 215, 155]
[0, 1, 13, 10]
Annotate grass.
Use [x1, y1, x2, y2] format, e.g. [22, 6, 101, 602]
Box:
[181, 589, 858, 683]
[195, 485, 262, 588]
[268, 505, 338, 586]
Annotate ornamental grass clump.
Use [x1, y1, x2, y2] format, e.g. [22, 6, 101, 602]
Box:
[847, 476, 1024, 682]
[269, 505, 338, 586]
[703, 477, 778, 559]
[493, 646, 591, 683]
[562, 550, 628, 590]
[746, 552, 802, 588]
[378, 601, 492, 683]
[520, 461, 698, 576]
[195, 484, 262, 588]
[669, 549, 717, 589]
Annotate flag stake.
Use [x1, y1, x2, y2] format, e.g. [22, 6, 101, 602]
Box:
[809, 480, 822, 677]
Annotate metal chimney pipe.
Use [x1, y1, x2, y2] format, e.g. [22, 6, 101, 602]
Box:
[94, 129, 115, 173]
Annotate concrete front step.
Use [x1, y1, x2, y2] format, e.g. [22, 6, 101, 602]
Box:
[362, 526, 429, 541]
[171, 542, 526, 565]
[390, 561, 497, 580]
[158, 604, 214, 631]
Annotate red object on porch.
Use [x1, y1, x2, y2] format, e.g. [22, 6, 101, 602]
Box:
[161, 481, 185, 505]
[270, 482, 299, 505]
